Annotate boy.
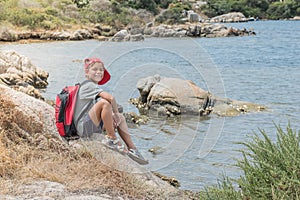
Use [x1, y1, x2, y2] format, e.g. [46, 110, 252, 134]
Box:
[74, 57, 148, 165]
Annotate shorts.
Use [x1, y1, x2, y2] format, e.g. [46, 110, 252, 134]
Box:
[82, 114, 104, 138]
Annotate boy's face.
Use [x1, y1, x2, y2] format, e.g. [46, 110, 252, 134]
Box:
[86, 62, 105, 84]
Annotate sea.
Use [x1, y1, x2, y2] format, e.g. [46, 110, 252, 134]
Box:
[1, 20, 299, 191]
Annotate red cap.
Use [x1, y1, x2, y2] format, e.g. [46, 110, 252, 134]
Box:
[84, 58, 110, 85]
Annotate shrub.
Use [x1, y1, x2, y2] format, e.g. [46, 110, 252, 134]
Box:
[154, 0, 173, 9]
[237, 124, 300, 199]
[267, 2, 289, 19]
[155, 2, 191, 24]
[199, 176, 242, 199]
[200, 124, 300, 199]
[45, 7, 59, 17]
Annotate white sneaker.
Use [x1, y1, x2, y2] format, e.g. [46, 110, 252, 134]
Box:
[128, 149, 149, 165]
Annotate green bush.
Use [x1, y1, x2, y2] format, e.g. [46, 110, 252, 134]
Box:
[237, 124, 300, 199]
[155, 2, 191, 24]
[45, 7, 59, 17]
[5, 7, 67, 30]
[154, 0, 173, 9]
[200, 124, 300, 199]
[80, 6, 133, 28]
[199, 176, 242, 200]
[202, 0, 299, 19]
[267, 2, 289, 19]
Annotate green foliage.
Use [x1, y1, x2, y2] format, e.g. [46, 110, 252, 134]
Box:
[203, 0, 299, 18]
[1, 0, 298, 32]
[236, 124, 300, 199]
[45, 7, 59, 16]
[199, 176, 243, 200]
[267, 1, 300, 19]
[199, 124, 300, 199]
[80, 6, 133, 28]
[136, 0, 158, 14]
[56, 0, 74, 10]
[121, 0, 159, 14]
[154, 0, 173, 9]
[155, 2, 191, 24]
[0, 0, 72, 30]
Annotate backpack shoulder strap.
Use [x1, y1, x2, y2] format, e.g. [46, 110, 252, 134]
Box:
[74, 80, 94, 128]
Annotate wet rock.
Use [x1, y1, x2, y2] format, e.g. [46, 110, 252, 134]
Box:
[135, 75, 214, 116]
[133, 75, 265, 117]
[186, 23, 256, 38]
[152, 172, 181, 188]
[149, 146, 164, 155]
[123, 112, 149, 126]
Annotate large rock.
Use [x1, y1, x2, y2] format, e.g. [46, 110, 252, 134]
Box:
[110, 30, 145, 42]
[0, 84, 57, 136]
[0, 85, 190, 199]
[146, 25, 187, 37]
[133, 75, 265, 117]
[186, 23, 256, 37]
[135, 75, 214, 116]
[0, 27, 18, 42]
[0, 50, 48, 99]
[210, 12, 248, 23]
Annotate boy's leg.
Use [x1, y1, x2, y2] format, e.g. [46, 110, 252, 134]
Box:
[88, 99, 117, 139]
[116, 113, 149, 165]
[116, 113, 136, 150]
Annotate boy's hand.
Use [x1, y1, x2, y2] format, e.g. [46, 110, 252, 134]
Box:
[112, 113, 121, 127]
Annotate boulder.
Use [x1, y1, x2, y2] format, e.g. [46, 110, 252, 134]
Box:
[210, 12, 248, 23]
[130, 33, 145, 41]
[135, 75, 214, 116]
[0, 84, 57, 136]
[110, 30, 144, 42]
[0, 27, 18, 42]
[0, 85, 189, 199]
[110, 30, 130, 42]
[0, 50, 48, 99]
[292, 16, 300, 20]
[186, 23, 256, 38]
[133, 75, 265, 117]
[149, 25, 187, 37]
[188, 12, 199, 23]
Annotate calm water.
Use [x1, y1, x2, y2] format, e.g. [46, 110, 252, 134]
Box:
[1, 20, 299, 191]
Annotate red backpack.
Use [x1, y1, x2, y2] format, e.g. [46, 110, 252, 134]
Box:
[55, 83, 80, 140]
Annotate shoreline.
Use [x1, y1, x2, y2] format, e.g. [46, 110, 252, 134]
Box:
[1, 21, 257, 43]
[1, 19, 299, 44]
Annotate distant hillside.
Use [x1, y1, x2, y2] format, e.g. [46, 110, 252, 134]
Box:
[0, 0, 299, 31]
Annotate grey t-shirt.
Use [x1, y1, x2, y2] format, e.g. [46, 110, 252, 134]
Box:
[74, 80, 103, 136]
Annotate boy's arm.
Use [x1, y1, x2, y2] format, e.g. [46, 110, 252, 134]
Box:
[98, 91, 119, 113]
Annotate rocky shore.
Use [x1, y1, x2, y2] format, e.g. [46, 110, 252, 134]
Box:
[0, 48, 266, 199]
[0, 11, 258, 43]
[0, 83, 195, 199]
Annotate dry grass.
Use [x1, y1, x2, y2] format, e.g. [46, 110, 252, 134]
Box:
[0, 94, 164, 199]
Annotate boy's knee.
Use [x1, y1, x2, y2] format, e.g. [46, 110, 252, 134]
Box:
[97, 99, 111, 108]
